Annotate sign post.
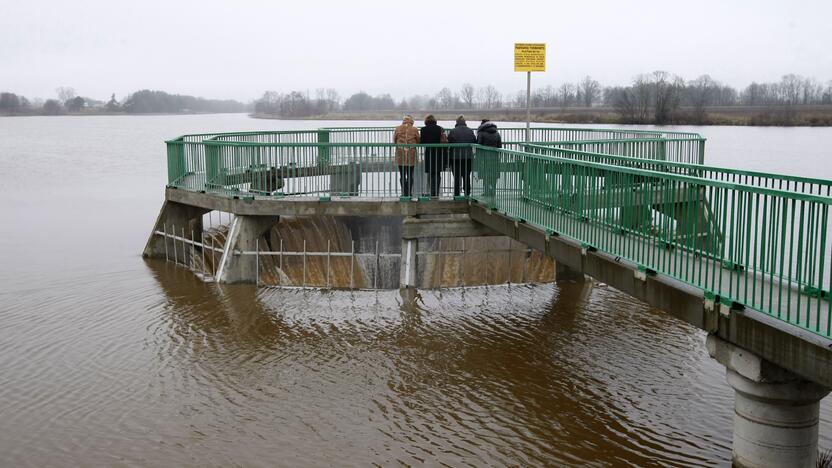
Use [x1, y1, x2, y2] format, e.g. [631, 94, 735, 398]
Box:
[514, 43, 546, 143]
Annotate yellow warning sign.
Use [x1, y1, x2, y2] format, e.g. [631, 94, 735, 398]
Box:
[514, 43, 546, 72]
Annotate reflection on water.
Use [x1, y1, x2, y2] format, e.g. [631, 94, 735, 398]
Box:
[2, 115, 832, 465]
[0, 258, 735, 466]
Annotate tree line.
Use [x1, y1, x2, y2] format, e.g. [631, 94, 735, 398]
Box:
[254, 73, 832, 125]
[0, 87, 246, 115]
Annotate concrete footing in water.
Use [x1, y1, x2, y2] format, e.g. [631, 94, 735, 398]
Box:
[143, 200, 208, 259]
[215, 215, 280, 284]
[707, 334, 830, 468]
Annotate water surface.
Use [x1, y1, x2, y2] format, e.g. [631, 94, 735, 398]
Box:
[2, 114, 831, 466]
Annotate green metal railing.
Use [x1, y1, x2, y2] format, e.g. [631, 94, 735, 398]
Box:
[523, 144, 832, 197]
[470, 146, 831, 337]
[528, 135, 705, 165]
[319, 126, 705, 160]
[198, 141, 479, 198]
[165, 126, 704, 194]
[162, 125, 832, 338]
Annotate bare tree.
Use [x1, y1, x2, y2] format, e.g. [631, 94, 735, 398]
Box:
[56, 86, 76, 102]
[459, 83, 475, 109]
[687, 74, 718, 124]
[652, 71, 684, 124]
[43, 99, 63, 115]
[823, 80, 832, 104]
[557, 83, 577, 107]
[325, 88, 340, 110]
[436, 87, 456, 109]
[479, 85, 501, 109]
[610, 74, 652, 123]
[579, 76, 601, 107]
[538, 85, 556, 107]
[513, 90, 526, 108]
[779, 74, 803, 105]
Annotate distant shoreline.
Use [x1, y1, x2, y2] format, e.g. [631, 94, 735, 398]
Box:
[0, 111, 242, 118]
[250, 105, 832, 127]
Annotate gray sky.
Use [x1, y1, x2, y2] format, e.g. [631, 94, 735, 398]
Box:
[2, 0, 831, 102]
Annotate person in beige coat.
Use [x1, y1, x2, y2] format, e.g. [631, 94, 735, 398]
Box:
[393, 115, 420, 196]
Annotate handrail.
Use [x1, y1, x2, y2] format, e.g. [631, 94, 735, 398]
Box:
[523, 144, 832, 196]
[470, 146, 832, 338]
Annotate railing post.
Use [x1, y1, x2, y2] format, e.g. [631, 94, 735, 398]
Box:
[166, 140, 186, 186]
[205, 142, 220, 190]
[317, 129, 331, 168]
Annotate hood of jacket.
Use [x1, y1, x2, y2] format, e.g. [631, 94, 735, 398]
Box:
[477, 121, 497, 133]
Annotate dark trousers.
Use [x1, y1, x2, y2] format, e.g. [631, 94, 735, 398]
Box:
[452, 158, 472, 196]
[427, 169, 441, 197]
[398, 165, 414, 197]
[425, 152, 445, 197]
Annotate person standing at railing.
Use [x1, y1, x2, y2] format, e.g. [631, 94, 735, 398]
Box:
[476, 119, 502, 197]
[420, 114, 448, 197]
[447, 115, 476, 197]
[394, 115, 420, 197]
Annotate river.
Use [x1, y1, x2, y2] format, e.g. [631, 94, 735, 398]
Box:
[1, 114, 831, 466]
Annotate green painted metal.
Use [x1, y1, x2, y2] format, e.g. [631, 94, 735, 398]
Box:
[523, 143, 832, 196]
[469, 145, 831, 338]
[162, 126, 832, 339]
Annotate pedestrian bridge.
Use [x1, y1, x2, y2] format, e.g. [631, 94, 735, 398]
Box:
[145, 125, 832, 467]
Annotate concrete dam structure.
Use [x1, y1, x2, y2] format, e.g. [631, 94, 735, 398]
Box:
[144, 125, 832, 467]
[193, 214, 555, 289]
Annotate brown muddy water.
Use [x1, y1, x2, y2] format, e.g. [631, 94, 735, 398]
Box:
[2, 114, 832, 466]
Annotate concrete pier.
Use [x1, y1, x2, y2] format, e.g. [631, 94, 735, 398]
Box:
[707, 335, 830, 468]
[216, 215, 279, 284]
[143, 200, 208, 260]
[400, 233, 417, 289]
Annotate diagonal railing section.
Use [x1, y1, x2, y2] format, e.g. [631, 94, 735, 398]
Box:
[161, 125, 832, 338]
[470, 146, 832, 338]
[523, 144, 832, 197]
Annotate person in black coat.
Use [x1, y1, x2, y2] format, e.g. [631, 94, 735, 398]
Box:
[476, 119, 502, 197]
[420, 114, 447, 197]
[447, 115, 477, 197]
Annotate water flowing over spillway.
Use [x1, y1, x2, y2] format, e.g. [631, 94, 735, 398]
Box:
[200, 215, 554, 289]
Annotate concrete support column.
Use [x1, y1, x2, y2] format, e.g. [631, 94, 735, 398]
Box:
[143, 200, 208, 259]
[707, 335, 830, 468]
[555, 261, 585, 282]
[216, 215, 279, 284]
[400, 236, 417, 289]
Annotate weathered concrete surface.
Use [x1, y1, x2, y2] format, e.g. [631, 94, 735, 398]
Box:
[216, 215, 279, 284]
[708, 335, 830, 468]
[401, 216, 502, 239]
[143, 200, 209, 259]
[165, 187, 469, 217]
[555, 261, 586, 282]
[468, 203, 832, 388]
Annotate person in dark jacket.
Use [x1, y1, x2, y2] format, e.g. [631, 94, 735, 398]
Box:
[447, 115, 476, 197]
[420, 114, 447, 197]
[476, 119, 502, 197]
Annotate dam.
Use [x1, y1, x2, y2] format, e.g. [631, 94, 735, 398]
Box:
[143, 125, 832, 467]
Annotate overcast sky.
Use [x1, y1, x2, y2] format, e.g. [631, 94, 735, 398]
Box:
[2, 0, 831, 102]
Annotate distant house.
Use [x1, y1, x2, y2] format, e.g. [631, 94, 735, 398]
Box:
[83, 97, 105, 109]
